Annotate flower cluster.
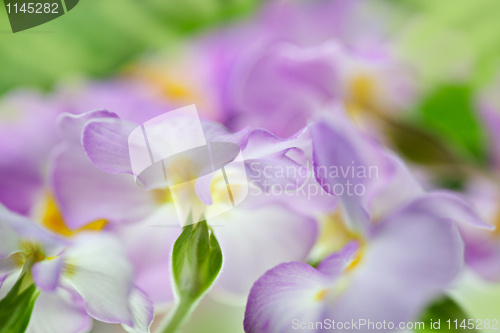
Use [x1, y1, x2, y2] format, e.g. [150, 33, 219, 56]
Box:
[1, 1, 499, 333]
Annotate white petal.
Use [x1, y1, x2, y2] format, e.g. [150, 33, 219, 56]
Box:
[121, 287, 155, 333]
[209, 205, 317, 297]
[27, 288, 92, 333]
[63, 233, 134, 326]
[0, 205, 21, 258]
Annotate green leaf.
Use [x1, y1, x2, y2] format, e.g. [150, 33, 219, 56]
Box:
[418, 84, 487, 164]
[160, 220, 223, 333]
[0, 273, 40, 333]
[416, 296, 476, 333]
[385, 118, 461, 165]
[172, 220, 222, 301]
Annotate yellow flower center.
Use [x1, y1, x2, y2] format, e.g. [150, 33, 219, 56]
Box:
[41, 195, 107, 237]
[345, 73, 377, 121]
[310, 209, 364, 262]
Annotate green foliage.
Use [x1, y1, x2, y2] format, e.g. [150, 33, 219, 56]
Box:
[0, 0, 261, 95]
[385, 118, 460, 165]
[416, 296, 477, 333]
[418, 84, 487, 164]
[161, 220, 223, 333]
[395, 0, 500, 88]
[0, 274, 40, 333]
[172, 220, 223, 301]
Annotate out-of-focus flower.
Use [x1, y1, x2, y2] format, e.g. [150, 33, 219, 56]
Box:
[0, 84, 183, 307]
[79, 109, 320, 298]
[0, 90, 61, 215]
[131, 0, 416, 138]
[0, 79, 177, 219]
[451, 79, 500, 282]
[0, 204, 154, 333]
[243, 106, 490, 333]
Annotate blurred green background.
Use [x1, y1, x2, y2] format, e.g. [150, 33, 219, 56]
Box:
[0, 0, 260, 95]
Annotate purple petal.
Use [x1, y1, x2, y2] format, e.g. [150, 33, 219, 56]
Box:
[32, 256, 64, 292]
[398, 191, 493, 230]
[244, 262, 330, 333]
[82, 117, 138, 175]
[317, 241, 360, 277]
[463, 232, 500, 282]
[201, 121, 250, 149]
[327, 207, 464, 327]
[57, 110, 120, 144]
[49, 143, 156, 230]
[210, 205, 317, 297]
[311, 110, 392, 233]
[367, 151, 424, 220]
[0, 155, 44, 216]
[0, 90, 60, 215]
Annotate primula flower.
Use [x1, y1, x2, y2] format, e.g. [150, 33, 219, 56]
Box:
[243, 107, 491, 333]
[53, 109, 321, 300]
[449, 84, 500, 282]
[0, 79, 180, 218]
[162, 0, 416, 138]
[0, 90, 61, 215]
[0, 204, 154, 333]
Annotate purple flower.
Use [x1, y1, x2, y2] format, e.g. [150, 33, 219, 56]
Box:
[243, 107, 490, 333]
[185, 0, 416, 137]
[0, 80, 178, 218]
[68, 108, 320, 300]
[0, 204, 154, 333]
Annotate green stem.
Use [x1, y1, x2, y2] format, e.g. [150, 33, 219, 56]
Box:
[158, 298, 197, 333]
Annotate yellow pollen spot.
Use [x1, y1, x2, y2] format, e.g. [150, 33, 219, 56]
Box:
[63, 263, 77, 277]
[125, 65, 198, 102]
[492, 210, 500, 238]
[315, 289, 329, 302]
[345, 73, 377, 122]
[351, 74, 375, 108]
[10, 252, 26, 267]
[151, 188, 173, 204]
[345, 247, 365, 272]
[41, 195, 108, 237]
[19, 241, 46, 263]
[310, 210, 362, 261]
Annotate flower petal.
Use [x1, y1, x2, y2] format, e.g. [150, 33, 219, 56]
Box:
[26, 288, 92, 333]
[0, 206, 21, 258]
[117, 205, 180, 304]
[210, 205, 317, 296]
[32, 256, 64, 292]
[401, 191, 493, 230]
[328, 207, 464, 327]
[82, 117, 138, 175]
[311, 109, 391, 233]
[244, 262, 330, 333]
[62, 233, 135, 326]
[0, 204, 66, 258]
[49, 143, 156, 230]
[57, 110, 120, 144]
[121, 287, 155, 333]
